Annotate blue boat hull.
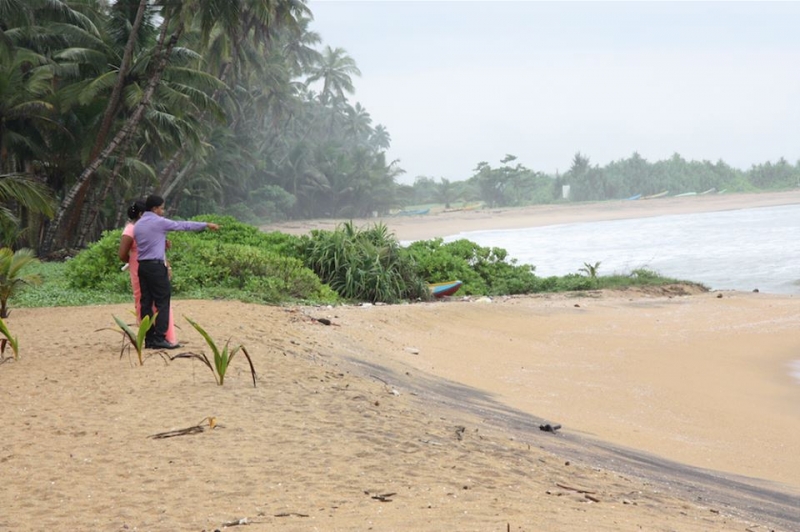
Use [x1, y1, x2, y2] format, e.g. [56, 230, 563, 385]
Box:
[429, 280, 463, 298]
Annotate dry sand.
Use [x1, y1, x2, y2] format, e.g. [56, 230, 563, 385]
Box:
[3, 190, 800, 531]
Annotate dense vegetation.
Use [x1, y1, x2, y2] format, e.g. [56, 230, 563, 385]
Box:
[64, 215, 337, 305]
[1, 0, 399, 255]
[7, 218, 701, 314]
[0, 1, 798, 261]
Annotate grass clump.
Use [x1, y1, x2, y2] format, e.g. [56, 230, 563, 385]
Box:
[598, 268, 704, 290]
[301, 221, 430, 303]
[532, 268, 707, 293]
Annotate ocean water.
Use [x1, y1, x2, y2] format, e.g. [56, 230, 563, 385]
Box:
[441, 203, 800, 384]
[443, 203, 800, 295]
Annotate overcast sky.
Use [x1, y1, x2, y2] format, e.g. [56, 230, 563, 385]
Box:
[307, 1, 800, 184]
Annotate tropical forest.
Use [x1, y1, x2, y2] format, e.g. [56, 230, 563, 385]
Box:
[2, 0, 799, 306]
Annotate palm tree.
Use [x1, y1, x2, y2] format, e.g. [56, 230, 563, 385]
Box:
[343, 102, 373, 145]
[157, 0, 311, 202]
[369, 124, 391, 152]
[88, 0, 153, 162]
[0, 247, 41, 318]
[281, 14, 322, 75]
[434, 178, 460, 208]
[42, 0, 191, 252]
[305, 46, 361, 104]
[0, 173, 55, 247]
[0, 48, 55, 177]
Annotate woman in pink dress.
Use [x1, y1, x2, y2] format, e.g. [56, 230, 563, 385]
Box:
[118, 200, 177, 343]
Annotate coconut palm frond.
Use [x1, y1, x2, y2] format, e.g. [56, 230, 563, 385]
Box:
[80, 69, 120, 105]
[120, 157, 157, 182]
[54, 47, 108, 69]
[0, 174, 56, 217]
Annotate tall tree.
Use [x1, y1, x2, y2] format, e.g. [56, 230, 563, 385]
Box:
[305, 45, 360, 104]
[41, 3, 185, 252]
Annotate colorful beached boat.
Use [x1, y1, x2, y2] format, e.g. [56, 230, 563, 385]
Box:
[429, 280, 463, 298]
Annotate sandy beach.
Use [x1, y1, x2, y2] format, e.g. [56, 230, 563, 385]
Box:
[3, 190, 800, 531]
[261, 188, 800, 242]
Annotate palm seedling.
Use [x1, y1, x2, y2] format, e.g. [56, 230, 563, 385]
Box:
[171, 317, 256, 387]
[0, 317, 19, 362]
[579, 261, 602, 285]
[0, 248, 43, 318]
[101, 314, 157, 366]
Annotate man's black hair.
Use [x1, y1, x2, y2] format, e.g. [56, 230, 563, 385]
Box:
[145, 195, 165, 210]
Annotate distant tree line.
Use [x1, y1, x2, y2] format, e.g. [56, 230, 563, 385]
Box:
[2, 1, 798, 257]
[405, 152, 800, 209]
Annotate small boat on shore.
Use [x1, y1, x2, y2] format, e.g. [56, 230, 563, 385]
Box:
[429, 280, 463, 298]
[394, 208, 430, 217]
[444, 203, 483, 213]
[643, 190, 669, 199]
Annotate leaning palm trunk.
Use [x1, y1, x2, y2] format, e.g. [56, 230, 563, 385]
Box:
[156, 149, 185, 195]
[76, 148, 131, 247]
[161, 159, 197, 199]
[41, 17, 182, 254]
[90, 0, 150, 162]
[157, 61, 235, 197]
[157, 1, 309, 199]
[67, 0, 150, 248]
[160, 114, 251, 202]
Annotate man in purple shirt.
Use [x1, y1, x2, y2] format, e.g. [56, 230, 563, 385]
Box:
[134, 195, 220, 349]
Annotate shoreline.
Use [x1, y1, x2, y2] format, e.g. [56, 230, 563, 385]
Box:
[261, 189, 800, 241]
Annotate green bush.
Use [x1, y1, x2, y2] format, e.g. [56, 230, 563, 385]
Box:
[170, 240, 336, 303]
[180, 215, 304, 259]
[64, 229, 131, 293]
[405, 238, 540, 296]
[65, 217, 335, 305]
[404, 238, 485, 294]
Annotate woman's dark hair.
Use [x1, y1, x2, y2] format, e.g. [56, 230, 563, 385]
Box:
[145, 194, 165, 210]
[127, 199, 147, 221]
